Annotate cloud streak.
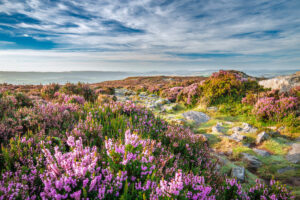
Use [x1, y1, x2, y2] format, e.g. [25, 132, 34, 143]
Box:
[0, 0, 299, 71]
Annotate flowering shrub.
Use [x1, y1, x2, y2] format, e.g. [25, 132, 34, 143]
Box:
[247, 179, 294, 200]
[0, 84, 294, 199]
[200, 70, 262, 105]
[41, 83, 60, 99]
[54, 92, 85, 105]
[253, 96, 299, 121]
[59, 82, 96, 102]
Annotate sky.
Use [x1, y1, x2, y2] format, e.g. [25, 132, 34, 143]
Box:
[0, 0, 299, 72]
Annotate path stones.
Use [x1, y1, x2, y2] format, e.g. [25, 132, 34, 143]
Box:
[207, 106, 218, 111]
[231, 166, 245, 182]
[182, 111, 210, 124]
[242, 123, 258, 133]
[256, 132, 269, 145]
[241, 153, 262, 171]
[253, 148, 271, 157]
[212, 122, 224, 133]
[286, 143, 300, 164]
[230, 132, 246, 142]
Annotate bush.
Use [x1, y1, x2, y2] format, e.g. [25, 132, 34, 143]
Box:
[41, 83, 60, 99]
[253, 96, 299, 122]
[59, 82, 97, 102]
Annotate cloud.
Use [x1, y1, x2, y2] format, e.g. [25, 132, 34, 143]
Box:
[0, 0, 299, 71]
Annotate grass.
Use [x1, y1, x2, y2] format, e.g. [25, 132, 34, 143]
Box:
[259, 138, 291, 155]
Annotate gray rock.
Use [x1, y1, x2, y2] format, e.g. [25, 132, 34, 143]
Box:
[242, 123, 258, 133]
[231, 126, 242, 132]
[256, 132, 269, 145]
[277, 167, 296, 174]
[212, 122, 224, 133]
[253, 148, 271, 157]
[286, 143, 300, 164]
[242, 153, 262, 171]
[164, 103, 180, 112]
[149, 94, 157, 97]
[258, 72, 300, 92]
[182, 111, 210, 124]
[230, 132, 246, 142]
[207, 106, 218, 111]
[231, 166, 245, 182]
[154, 99, 169, 107]
[138, 92, 147, 97]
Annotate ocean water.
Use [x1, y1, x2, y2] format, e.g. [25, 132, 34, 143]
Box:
[0, 69, 298, 85]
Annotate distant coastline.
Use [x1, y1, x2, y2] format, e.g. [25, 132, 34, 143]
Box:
[0, 69, 298, 85]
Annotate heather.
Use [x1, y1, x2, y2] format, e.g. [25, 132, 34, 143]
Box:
[0, 75, 297, 199]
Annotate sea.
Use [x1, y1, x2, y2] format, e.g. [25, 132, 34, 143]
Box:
[0, 69, 298, 85]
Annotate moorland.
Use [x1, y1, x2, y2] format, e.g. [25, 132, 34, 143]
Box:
[0, 70, 299, 199]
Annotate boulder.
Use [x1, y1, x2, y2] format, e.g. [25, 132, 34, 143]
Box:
[182, 111, 210, 124]
[253, 148, 271, 157]
[230, 132, 246, 142]
[256, 132, 269, 145]
[241, 153, 262, 171]
[212, 122, 224, 133]
[231, 166, 245, 182]
[286, 143, 300, 164]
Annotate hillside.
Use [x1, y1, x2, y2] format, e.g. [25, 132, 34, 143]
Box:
[0, 70, 299, 199]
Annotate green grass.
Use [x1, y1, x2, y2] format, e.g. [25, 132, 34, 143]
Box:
[259, 138, 291, 155]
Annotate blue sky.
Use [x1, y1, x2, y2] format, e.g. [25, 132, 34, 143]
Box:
[0, 0, 299, 71]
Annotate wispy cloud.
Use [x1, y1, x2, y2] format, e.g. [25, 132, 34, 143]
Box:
[0, 0, 299, 71]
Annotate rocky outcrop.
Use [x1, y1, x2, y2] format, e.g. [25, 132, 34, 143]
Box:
[182, 111, 210, 124]
[286, 143, 300, 164]
[259, 71, 300, 92]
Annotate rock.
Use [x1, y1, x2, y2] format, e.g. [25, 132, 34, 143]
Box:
[149, 94, 157, 97]
[212, 122, 224, 133]
[154, 99, 169, 107]
[256, 132, 269, 145]
[258, 72, 300, 92]
[242, 123, 258, 133]
[231, 166, 245, 182]
[207, 106, 218, 111]
[230, 132, 246, 142]
[286, 143, 300, 164]
[224, 121, 234, 125]
[138, 92, 147, 97]
[277, 167, 296, 174]
[231, 123, 257, 134]
[231, 126, 242, 132]
[241, 153, 262, 171]
[163, 103, 180, 112]
[253, 148, 271, 157]
[182, 111, 210, 124]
